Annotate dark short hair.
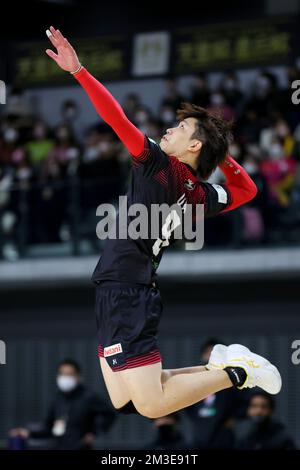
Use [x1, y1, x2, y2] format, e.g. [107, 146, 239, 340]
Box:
[249, 391, 275, 410]
[58, 358, 81, 374]
[200, 338, 225, 355]
[176, 103, 233, 180]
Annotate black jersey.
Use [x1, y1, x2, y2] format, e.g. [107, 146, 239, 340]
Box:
[92, 137, 231, 285]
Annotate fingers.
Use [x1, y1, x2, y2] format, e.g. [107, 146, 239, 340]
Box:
[56, 29, 65, 42]
[46, 29, 58, 48]
[46, 26, 65, 47]
[63, 37, 74, 50]
[50, 26, 58, 38]
[45, 49, 58, 62]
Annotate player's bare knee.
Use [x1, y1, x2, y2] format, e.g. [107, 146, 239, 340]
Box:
[109, 395, 129, 410]
[133, 400, 164, 419]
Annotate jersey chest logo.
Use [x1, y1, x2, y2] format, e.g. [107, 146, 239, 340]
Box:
[184, 179, 195, 190]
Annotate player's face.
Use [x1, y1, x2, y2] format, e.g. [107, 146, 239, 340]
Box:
[159, 117, 201, 157]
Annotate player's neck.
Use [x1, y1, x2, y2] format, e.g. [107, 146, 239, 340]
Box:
[177, 155, 198, 172]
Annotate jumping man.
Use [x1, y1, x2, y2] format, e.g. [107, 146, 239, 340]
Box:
[46, 26, 281, 420]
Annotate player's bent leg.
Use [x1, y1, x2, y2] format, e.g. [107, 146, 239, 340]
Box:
[120, 362, 232, 419]
[99, 357, 131, 409]
[161, 365, 207, 384]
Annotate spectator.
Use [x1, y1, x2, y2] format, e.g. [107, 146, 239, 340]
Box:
[161, 77, 186, 111]
[190, 74, 210, 108]
[9, 359, 116, 450]
[132, 105, 153, 134]
[247, 71, 278, 122]
[143, 413, 188, 450]
[260, 118, 295, 157]
[60, 99, 80, 127]
[219, 71, 243, 114]
[43, 124, 80, 180]
[26, 121, 54, 169]
[207, 91, 235, 122]
[0, 123, 20, 165]
[260, 137, 296, 208]
[237, 145, 269, 244]
[1, 62, 300, 254]
[236, 107, 262, 144]
[159, 104, 177, 128]
[123, 93, 141, 122]
[234, 392, 295, 450]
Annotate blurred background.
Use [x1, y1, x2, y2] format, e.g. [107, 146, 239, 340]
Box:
[0, 0, 300, 451]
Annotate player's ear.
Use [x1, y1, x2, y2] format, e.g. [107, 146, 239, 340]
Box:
[188, 140, 202, 154]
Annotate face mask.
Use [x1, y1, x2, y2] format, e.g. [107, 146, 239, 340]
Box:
[161, 111, 175, 124]
[56, 375, 78, 393]
[224, 79, 236, 91]
[269, 143, 283, 160]
[276, 125, 289, 139]
[34, 126, 46, 140]
[84, 146, 99, 162]
[250, 415, 269, 426]
[229, 144, 241, 159]
[4, 128, 18, 143]
[98, 141, 111, 153]
[64, 106, 77, 120]
[66, 148, 79, 160]
[158, 425, 175, 440]
[56, 129, 70, 140]
[1, 211, 16, 232]
[255, 76, 270, 96]
[211, 94, 224, 106]
[12, 149, 25, 163]
[243, 162, 258, 175]
[135, 111, 149, 125]
[17, 167, 32, 180]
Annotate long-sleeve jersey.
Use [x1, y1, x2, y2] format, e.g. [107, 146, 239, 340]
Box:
[74, 68, 257, 284]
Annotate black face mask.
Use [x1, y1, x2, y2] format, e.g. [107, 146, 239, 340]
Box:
[158, 425, 176, 440]
[250, 415, 270, 427]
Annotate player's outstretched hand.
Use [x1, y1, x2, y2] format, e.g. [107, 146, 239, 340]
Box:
[45, 26, 81, 73]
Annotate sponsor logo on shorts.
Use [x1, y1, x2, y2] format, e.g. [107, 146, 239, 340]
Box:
[104, 343, 123, 357]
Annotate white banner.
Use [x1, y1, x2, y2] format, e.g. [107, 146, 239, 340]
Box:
[132, 31, 170, 77]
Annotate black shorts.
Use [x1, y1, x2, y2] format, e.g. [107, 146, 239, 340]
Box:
[95, 281, 163, 372]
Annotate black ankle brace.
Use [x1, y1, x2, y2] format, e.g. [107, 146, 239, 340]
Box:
[224, 366, 247, 389]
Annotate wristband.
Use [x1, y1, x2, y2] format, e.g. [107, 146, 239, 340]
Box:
[70, 64, 83, 75]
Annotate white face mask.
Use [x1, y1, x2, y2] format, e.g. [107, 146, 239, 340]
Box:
[161, 111, 175, 124]
[224, 78, 236, 91]
[56, 375, 78, 393]
[4, 128, 18, 143]
[134, 111, 149, 125]
[243, 162, 258, 175]
[269, 143, 283, 160]
[229, 143, 241, 159]
[211, 93, 224, 106]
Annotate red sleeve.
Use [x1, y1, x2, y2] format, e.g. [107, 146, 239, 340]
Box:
[219, 155, 258, 212]
[73, 67, 145, 157]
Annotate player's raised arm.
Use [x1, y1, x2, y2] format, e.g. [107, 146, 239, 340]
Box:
[219, 155, 258, 212]
[45, 26, 145, 157]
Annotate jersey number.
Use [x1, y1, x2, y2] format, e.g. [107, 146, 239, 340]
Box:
[152, 210, 181, 257]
